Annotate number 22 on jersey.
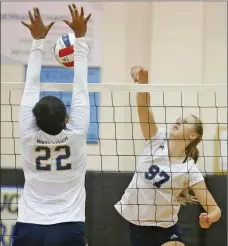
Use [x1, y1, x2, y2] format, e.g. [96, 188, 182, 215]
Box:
[35, 145, 71, 171]
[145, 165, 170, 188]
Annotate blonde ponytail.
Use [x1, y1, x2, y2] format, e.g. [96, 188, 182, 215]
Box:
[178, 115, 204, 205]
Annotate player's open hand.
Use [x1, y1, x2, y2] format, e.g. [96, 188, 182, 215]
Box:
[63, 4, 91, 38]
[131, 66, 148, 84]
[21, 8, 54, 39]
[199, 213, 212, 229]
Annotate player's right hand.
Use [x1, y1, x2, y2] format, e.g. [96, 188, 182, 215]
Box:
[21, 8, 54, 39]
[199, 213, 212, 229]
[131, 66, 148, 84]
[63, 4, 91, 38]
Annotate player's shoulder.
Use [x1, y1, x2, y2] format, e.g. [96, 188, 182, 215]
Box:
[64, 126, 87, 136]
[21, 129, 40, 141]
[145, 127, 167, 144]
[152, 127, 167, 140]
[143, 128, 167, 155]
[63, 128, 87, 139]
[182, 158, 201, 173]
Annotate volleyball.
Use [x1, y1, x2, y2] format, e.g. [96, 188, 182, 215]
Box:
[54, 33, 75, 68]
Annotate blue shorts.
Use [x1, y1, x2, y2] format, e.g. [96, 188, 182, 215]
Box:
[12, 221, 86, 246]
[129, 222, 184, 246]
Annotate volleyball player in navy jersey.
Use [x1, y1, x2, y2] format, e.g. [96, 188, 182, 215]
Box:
[12, 4, 91, 246]
[115, 66, 221, 246]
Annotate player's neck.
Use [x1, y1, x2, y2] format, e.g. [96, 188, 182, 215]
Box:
[168, 139, 186, 161]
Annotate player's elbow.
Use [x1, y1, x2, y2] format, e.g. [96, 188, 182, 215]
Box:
[209, 205, 222, 223]
[215, 207, 222, 221]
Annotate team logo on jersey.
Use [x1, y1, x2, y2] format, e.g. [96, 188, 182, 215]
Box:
[159, 145, 164, 150]
[170, 234, 179, 240]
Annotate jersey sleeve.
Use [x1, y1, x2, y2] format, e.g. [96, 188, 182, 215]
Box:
[144, 127, 166, 149]
[19, 39, 44, 137]
[66, 37, 90, 135]
[187, 163, 205, 188]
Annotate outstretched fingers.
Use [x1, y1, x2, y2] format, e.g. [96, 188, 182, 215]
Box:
[22, 7, 55, 38]
[63, 4, 78, 26]
[21, 10, 34, 29]
[34, 7, 41, 20]
[28, 10, 34, 23]
[69, 4, 76, 19]
[68, 3, 91, 22]
[80, 7, 84, 18]
[47, 22, 55, 31]
[85, 13, 92, 22]
[80, 6, 91, 22]
[63, 3, 91, 36]
[63, 19, 71, 27]
[72, 3, 79, 17]
[21, 21, 31, 29]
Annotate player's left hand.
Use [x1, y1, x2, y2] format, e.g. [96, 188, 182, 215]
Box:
[199, 213, 212, 228]
[21, 7, 55, 39]
[63, 3, 91, 38]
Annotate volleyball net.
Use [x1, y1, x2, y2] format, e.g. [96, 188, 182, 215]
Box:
[1, 82, 227, 245]
[1, 82, 227, 173]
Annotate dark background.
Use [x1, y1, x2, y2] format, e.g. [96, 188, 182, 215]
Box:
[1, 170, 227, 246]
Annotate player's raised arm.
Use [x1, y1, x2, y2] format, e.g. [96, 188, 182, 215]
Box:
[63, 4, 91, 135]
[19, 8, 54, 136]
[131, 66, 158, 140]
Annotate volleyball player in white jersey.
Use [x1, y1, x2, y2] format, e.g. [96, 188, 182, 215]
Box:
[12, 4, 91, 246]
[115, 66, 222, 246]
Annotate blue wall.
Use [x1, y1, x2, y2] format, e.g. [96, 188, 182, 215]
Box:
[24, 66, 100, 143]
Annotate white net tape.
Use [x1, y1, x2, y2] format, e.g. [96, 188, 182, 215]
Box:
[1, 82, 227, 174]
[1, 82, 226, 92]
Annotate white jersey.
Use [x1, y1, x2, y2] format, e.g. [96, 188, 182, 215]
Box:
[115, 128, 204, 228]
[18, 38, 90, 225]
